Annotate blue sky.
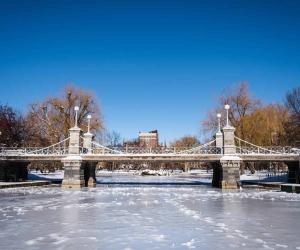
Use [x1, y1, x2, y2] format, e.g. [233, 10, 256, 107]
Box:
[0, 0, 299, 142]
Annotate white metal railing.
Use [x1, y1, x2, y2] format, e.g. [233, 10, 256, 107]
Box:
[91, 141, 124, 155]
[235, 136, 300, 155]
[177, 140, 220, 154]
[0, 138, 70, 156]
[1, 135, 298, 158]
[88, 139, 221, 155]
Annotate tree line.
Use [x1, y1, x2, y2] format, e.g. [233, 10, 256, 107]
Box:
[0, 83, 299, 148]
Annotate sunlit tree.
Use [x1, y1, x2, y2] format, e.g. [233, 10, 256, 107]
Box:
[202, 82, 290, 146]
[202, 82, 261, 140]
[171, 136, 199, 148]
[26, 85, 104, 145]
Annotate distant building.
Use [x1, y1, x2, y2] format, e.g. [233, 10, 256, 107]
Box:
[139, 130, 159, 148]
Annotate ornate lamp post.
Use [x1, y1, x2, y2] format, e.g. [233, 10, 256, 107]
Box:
[224, 104, 230, 127]
[217, 113, 221, 132]
[87, 114, 92, 133]
[74, 106, 79, 127]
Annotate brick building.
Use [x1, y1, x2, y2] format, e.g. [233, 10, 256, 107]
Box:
[139, 130, 159, 148]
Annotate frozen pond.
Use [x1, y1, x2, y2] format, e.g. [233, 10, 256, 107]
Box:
[1, 179, 300, 249]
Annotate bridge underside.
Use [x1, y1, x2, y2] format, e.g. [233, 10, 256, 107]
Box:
[49, 158, 300, 189]
[0, 162, 28, 182]
[0, 156, 299, 188]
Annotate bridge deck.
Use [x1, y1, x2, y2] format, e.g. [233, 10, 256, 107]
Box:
[0, 153, 298, 162]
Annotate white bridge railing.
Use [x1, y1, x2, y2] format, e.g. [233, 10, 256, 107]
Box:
[0, 136, 299, 157]
[0, 138, 70, 156]
[89, 139, 221, 155]
[235, 136, 300, 155]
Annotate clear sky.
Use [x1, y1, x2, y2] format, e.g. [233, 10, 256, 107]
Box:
[0, 0, 299, 143]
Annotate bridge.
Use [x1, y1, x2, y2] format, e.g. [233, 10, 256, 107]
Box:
[0, 106, 299, 189]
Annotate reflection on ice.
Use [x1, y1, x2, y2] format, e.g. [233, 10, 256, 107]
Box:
[0, 182, 300, 249]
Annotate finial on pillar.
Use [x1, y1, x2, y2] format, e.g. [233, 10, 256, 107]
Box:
[222, 104, 236, 155]
[217, 113, 221, 132]
[74, 106, 79, 127]
[215, 113, 223, 149]
[224, 104, 230, 127]
[83, 114, 93, 154]
[87, 114, 92, 133]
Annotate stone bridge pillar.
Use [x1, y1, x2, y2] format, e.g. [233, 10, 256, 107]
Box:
[183, 162, 190, 172]
[68, 126, 81, 155]
[222, 126, 236, 155]
[62, 126, 85, 188]
[215, 131, 223, 153]
[222, 125, 240, 188]
[82, 132, 96, 187]
[83, 132, 93, 154]
[221, 126, 240, 188]
[212, 125, 241, 189]
[219, 156, 241, 188]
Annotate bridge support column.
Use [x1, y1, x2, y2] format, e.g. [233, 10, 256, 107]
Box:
[212, 123, 240, 189]
[83, 132, 93, 154]
[287, 161, 300, 184]
[212, 158, 241, 189]
[62, 126, 84, 188]
[219, 156, 241, 189]
[84, 162, 97, 187]
[222, 126, 236, 155]
[68, 126, 81, 154]
[215, 131, 223, 152]
[184, 162, 190, 172]
[62, 156, 84, 188]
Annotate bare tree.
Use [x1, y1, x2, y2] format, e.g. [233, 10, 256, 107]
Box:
[284, 86, 300, 146]
[105, 130, 122, 146]
[26, 85, 104, 145]
[285, 86, 300, 117]
[0, 105, 28, 147]
[202, 82, 291, 146]
[202, 82, 260, 140]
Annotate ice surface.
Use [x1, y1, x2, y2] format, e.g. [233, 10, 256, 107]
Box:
[0, 178, 300, 250]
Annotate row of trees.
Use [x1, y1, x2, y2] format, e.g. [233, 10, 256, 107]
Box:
[1, 83, 299, 149]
